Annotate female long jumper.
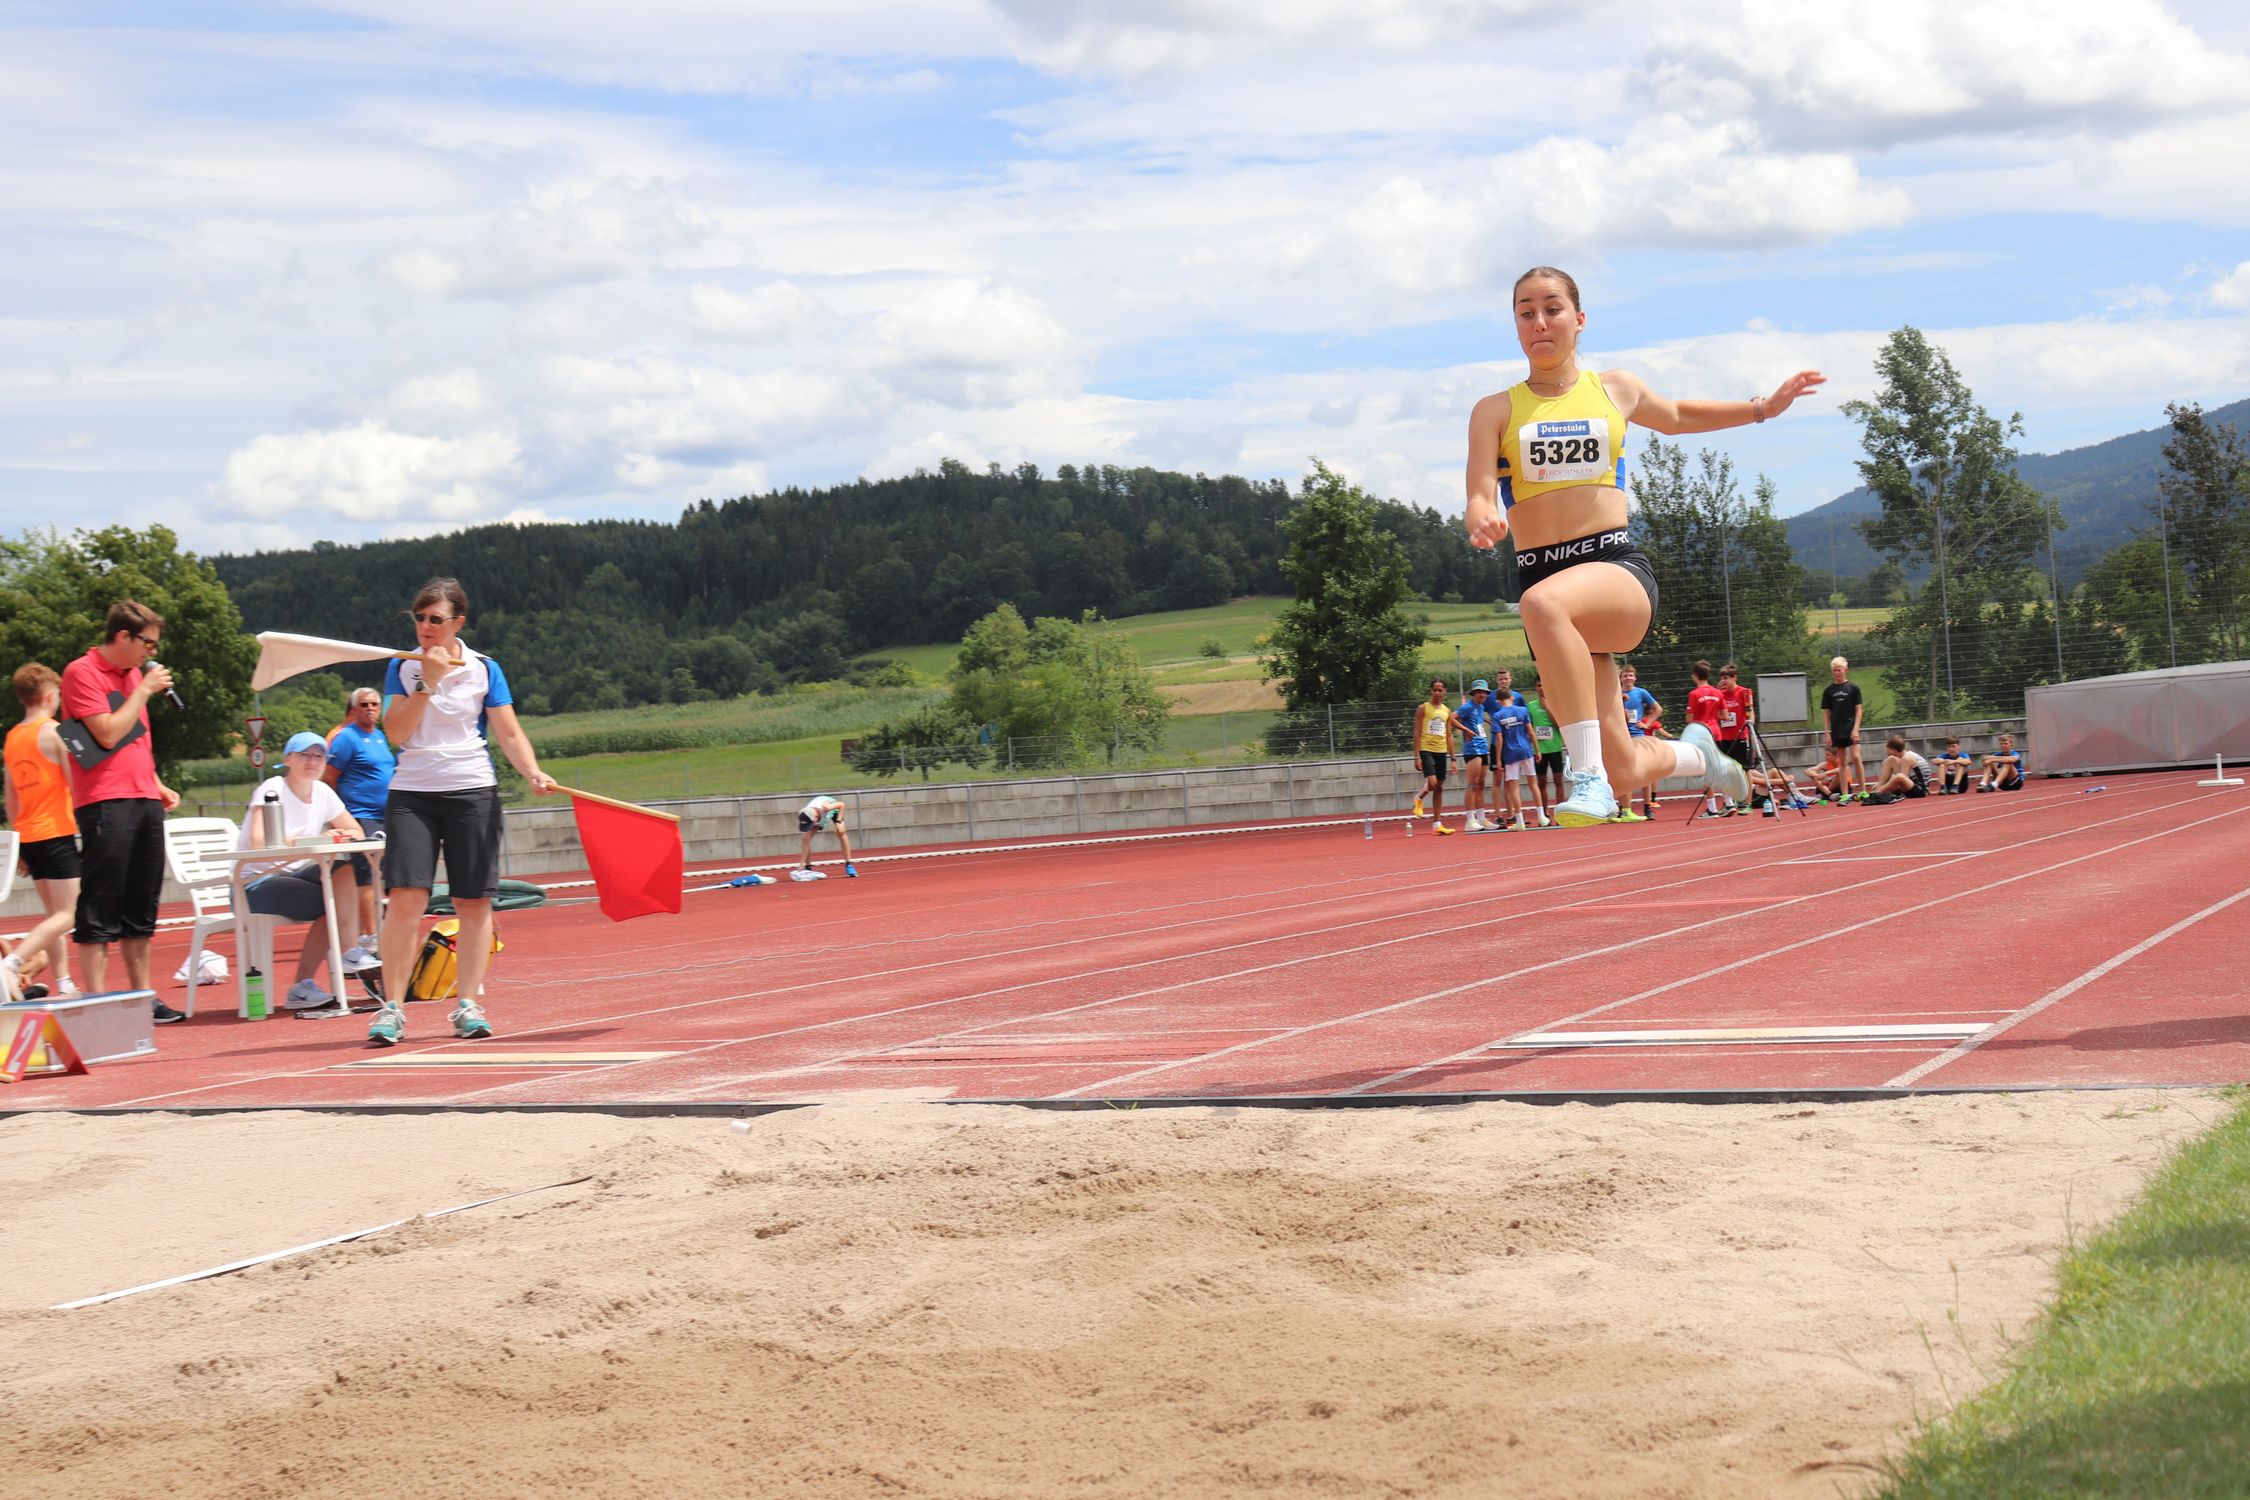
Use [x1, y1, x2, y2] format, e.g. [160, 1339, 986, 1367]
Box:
[1464, 267, 1822, 825]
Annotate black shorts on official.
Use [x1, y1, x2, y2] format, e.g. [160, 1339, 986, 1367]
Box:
[73, 798, 165, 945]
[20, 834, 80, 882]
[384, 786, 504, 901]
[1718, 738, 1753, 769]
[1418, 751, 1450, 782]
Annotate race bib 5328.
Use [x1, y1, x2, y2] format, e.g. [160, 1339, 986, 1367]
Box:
[1520, 418, 1612, 485]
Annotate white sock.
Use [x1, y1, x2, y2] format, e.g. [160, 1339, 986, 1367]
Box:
[1669, 741, 1706, 778]
[1561, 721, 1603, 778]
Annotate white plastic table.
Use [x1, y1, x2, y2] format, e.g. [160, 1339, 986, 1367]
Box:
[213, 840, 384, 1018]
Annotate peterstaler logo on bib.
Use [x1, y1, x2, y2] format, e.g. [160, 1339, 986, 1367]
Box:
[1522, 418, 1611, 484]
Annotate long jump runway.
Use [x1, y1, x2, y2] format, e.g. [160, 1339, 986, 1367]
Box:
[8, 770, 2245, 1112]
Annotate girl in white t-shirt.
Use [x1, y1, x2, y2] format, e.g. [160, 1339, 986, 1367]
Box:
[240, 732, 366, 1014]
[367, 577, 556, 1048]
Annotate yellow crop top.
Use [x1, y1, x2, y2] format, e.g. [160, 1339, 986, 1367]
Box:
[1496, 370, 1628, 511]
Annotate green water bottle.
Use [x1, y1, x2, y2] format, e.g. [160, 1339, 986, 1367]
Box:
[244, 966, 267, 1020]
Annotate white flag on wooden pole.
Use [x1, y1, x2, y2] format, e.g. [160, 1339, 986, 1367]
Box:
[251, 632, 439, 691]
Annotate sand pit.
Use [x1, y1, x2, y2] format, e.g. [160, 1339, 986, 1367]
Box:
[0, 1091, 2216, 1499]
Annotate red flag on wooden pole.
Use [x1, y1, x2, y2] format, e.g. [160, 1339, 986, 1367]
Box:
[555, 786, 683, 922]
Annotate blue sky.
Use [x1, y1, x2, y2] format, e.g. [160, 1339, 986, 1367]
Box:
[3, 0, 2248, 556]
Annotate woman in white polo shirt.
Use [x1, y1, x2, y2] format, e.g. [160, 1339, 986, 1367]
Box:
[367, 577, 556, 1048]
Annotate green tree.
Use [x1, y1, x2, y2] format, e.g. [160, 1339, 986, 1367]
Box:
[1260, 460, 1428, 712]
[1629, 440, 1808, 688]
[0, 525, 259, 770]
[848, 702, 989, 780]
[1842, 327, 2056, 717]
[946, 606, 1168, 768]
[2156, 401, 2250, 662]
[2081, 538, 2180, 670]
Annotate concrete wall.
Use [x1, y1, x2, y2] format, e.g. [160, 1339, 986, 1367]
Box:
[0, 720, 2031, 921]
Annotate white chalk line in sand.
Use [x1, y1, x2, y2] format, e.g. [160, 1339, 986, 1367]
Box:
[1063, 786, 2244, 1101]
[1351, 792, 2250, 1097]
[96, 782, 2120, 1111]
[1885, 881, 2250, 1089]
[614, 788, 2105, 1103]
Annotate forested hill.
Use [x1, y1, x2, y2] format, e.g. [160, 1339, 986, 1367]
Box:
[214, 460, 1491, 713]
[1785, 396, 2250, 584]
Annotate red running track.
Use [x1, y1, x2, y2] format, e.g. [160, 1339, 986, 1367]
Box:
[6, 770, 2246, 1111]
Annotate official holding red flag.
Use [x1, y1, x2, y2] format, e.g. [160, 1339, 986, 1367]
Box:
[368, 578, 554, 1048]
[560, 788, 683, 922]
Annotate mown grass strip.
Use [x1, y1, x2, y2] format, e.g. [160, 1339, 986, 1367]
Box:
[1878, 1087, 2250, 1499]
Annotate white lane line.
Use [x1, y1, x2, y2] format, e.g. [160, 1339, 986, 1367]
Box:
[96, 782, 2111, 1111]
[1057, 789, 2241, 1101]
[1493, 1023, 1988, 1048]
[1354, 794, 2247, 1096]
[1783, 853, 1992, 863]
[670, 790, 2111, 1102]
[1885, 881, 2250, 1089]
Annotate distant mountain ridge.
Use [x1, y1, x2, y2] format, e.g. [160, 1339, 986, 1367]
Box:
[1783, 396, 2250, 585]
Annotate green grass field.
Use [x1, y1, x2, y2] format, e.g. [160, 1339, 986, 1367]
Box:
[1879, 1089, 2250, 1498]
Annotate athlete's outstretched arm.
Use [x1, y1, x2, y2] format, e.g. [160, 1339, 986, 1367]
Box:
[1608, 369, 1825, 436]
[1463, 394, 1511, 550]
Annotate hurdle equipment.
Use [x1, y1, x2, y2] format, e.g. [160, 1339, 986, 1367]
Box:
[2200, 756, 2244, 788]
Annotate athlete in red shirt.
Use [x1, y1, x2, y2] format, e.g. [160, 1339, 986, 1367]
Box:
[1685, 661, 1732, 817]
[1715, 663, 1756, 814]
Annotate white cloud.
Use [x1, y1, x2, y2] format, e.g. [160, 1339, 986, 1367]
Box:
[2211, 261, 2250, 309]
[862, 281, 1075, 407]
[689, 281, 825, 343]
[218, 422, 522, 523]
[1645, 0, 2250, 148]
[385, 369, 488, 426]
[990, 0, 1566, 77]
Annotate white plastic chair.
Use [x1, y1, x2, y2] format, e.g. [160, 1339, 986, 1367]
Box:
[163, 817, 277, 1019]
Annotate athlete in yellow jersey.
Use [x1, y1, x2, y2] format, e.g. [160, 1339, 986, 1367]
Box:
[1464, 267, 1823, 825]
[1408, 678, 1458, 833]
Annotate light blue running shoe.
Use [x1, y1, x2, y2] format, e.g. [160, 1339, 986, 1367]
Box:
[450, 1000, 493, 1040]
[1552, 768, 1620, 827]
[368, 1003, 405, 1048]
[1678, 722, 1750, 806]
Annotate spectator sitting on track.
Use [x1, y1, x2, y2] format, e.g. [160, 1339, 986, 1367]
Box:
[1801, 758, 1845, 802]
[1746, 763, 1805, 811]
[799, 794, 860, 875]
[1409, 679, 1457, 832]
[1866, 736, 1930, 804]
[1525, 674, 1562, 827]
[1931, 739, 1974, 795]
[1618, 664, 1662, 820]
[62, 600, 185, 1024]
[1977, 734, 2026, 793]
[324, 686, 397, 971]
[4, 663, 81, 1000]
[1818, 656, 1865, 802]
[241, 732, 368, 1017]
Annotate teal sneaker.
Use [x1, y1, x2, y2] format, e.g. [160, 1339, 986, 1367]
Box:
[1553, 768, 1620, 827]
[368, 1004, 405, 1048]
[450, 1000, 494, 1040]
[1679, 722, 1749, 806]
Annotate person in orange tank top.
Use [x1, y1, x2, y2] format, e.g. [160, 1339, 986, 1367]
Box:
[3, 662, 81, 998]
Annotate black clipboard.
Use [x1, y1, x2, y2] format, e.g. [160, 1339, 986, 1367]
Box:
[56, 691, 146, 770]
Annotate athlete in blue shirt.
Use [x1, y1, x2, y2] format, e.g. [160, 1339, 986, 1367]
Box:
[1617, 664, 1663, 819]
[324, 686, 399, 967]
[1450, 682, 1503, 831]
[1493, 695, 1536, 828]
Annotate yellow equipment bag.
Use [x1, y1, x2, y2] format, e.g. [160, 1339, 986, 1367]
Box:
[403, 919, 504, 1003]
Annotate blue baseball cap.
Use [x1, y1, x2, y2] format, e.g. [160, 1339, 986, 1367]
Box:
[1470, 679, 1490, 693]
[283, 731, 328, 757]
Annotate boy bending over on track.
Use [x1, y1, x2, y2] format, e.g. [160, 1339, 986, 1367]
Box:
[799, 794, 860, 875]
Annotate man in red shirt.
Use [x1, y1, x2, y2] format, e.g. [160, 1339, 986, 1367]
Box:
[1684, 660, 1731, 817]
[60, 601, 185, 1021]
[1715, 662, 1755, 785]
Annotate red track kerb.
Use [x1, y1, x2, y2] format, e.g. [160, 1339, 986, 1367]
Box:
[8, 770, 2247, 1111]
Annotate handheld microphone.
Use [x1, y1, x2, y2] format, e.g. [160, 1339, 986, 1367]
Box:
[146, 661, 185, 710]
